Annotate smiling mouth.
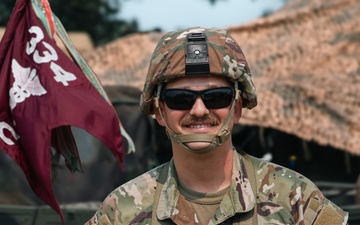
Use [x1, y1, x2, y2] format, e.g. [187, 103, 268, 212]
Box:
[187, 124, 215, 128]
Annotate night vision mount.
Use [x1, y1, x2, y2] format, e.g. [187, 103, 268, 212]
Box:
[185, 32, 210, 75]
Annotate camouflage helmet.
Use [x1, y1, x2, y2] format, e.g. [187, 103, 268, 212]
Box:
[140, 27, 257, 115]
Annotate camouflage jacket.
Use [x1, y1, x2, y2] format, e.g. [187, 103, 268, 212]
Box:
[85, 150, 348, 225]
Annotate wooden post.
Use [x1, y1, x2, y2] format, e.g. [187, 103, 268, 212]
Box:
[356, 174, 360, 204]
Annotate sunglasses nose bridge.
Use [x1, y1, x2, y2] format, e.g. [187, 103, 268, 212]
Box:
[195, 91, 205, 100]
[190, 94, 210, 115]
[192, 90, 208, 106]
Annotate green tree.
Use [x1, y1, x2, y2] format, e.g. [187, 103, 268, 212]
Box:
[0, 1, 14, 26]
[1, 0, 228, 46]
[0, 0, 139, 46]
[48, 0, 138, 46]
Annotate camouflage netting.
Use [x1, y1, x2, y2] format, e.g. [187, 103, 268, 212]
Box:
[83, 0, 360, 155]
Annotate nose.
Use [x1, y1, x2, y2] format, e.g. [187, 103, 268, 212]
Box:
[189, 97, 209, 117]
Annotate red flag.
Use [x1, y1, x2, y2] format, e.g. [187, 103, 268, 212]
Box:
[0, 0, 124, 223]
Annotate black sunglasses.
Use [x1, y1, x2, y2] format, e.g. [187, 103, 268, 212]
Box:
[159, 86, 235, 110]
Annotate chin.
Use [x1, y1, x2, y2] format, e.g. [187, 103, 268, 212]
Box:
[185, 142, 212, 152]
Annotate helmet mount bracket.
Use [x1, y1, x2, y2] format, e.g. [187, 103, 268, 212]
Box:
[185, 32, 210, 75]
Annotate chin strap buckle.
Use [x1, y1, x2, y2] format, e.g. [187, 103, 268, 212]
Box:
[216, 129, 231, 145]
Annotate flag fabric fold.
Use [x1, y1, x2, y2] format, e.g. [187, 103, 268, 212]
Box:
[0, 0, 125, 223]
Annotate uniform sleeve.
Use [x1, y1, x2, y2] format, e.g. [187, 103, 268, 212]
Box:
[83, 167, 161, 225]
[84, 192, 118, 225]
[303, 196, 348, 225]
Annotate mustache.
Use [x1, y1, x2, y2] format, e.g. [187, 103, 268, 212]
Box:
[180, 115, 220, 126]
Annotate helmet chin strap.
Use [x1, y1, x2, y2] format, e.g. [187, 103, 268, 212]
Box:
[155, 82, 240, 154]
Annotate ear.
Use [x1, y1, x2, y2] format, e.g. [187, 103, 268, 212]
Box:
[154, 102, 166, 127]
[233, 97, 243, 123]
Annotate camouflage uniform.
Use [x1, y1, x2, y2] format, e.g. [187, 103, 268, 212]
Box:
[85, 27, 348, 224]
[84, 149, 348, 225]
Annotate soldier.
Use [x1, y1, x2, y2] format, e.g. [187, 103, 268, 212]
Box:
[85, 27, 348, 225]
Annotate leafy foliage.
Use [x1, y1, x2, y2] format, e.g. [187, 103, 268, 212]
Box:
[0, 1, 14, 26]
[48, 0, 140, 46]
[0, 0, 139, 46]
[1, 0, 230, 46]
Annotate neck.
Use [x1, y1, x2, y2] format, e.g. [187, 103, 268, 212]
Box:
[172, 142, 234, 193]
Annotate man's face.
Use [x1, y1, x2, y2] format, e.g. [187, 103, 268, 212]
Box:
[155, 75, 242, 151]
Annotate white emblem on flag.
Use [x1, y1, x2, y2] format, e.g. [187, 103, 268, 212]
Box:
[0, 121, 19, 145]
[9, 58, 47, 110]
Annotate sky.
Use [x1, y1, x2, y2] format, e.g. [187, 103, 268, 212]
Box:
[118, 0, 286, 32]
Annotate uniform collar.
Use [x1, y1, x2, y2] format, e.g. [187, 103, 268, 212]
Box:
[156, 150, 255, 221]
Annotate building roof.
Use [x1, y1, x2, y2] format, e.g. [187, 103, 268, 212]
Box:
[84, 0, 360, 155]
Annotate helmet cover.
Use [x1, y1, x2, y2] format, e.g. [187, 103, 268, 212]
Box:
[140, 27, 257, 115]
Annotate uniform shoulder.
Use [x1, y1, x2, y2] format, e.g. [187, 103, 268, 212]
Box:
[247, 155, 348, 224]
[248, 155, 317, 191]
[90, 163, 166, 224]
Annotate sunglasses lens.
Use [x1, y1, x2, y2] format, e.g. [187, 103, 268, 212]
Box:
[162, 90, 195, 110]
[203, 88, 233, 109]
[161, 87, 234, 110]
